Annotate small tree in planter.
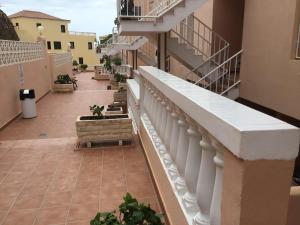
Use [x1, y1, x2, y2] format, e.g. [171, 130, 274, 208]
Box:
[112, 56, 122, 66]
[90, 193, 164, 225]
[53, 74, 74, 92]
[73, 60, 79, 71]
[114, 87, 127, 103]
[76, 105, 132, 147]
[80, 64, 88, 71]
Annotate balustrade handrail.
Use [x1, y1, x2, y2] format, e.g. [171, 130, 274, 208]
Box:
[136, 66, 299, 225]
[69, 31, 96, 36]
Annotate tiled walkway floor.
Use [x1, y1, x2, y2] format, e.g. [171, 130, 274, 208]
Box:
[0, 73, 160, 225]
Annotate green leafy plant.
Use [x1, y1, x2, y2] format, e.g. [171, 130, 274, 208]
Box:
[89, 105, 105, 117]
[80, 64, 88, 71]
[90, 193, 164, 225]
[103, 55, 112, 71]
[114, 73, 126, 83]
[54, 74, 72, 84]
[73, 60, 79, 66]
[90, 212, 120, 225]
[112, 56, 122, 66]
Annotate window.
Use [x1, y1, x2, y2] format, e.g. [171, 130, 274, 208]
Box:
[79, 57, 84, 64]
[53, 41, 62, 50]
[15, 23, 19, 27]
[47, 41, 51, 50]
[88, 42, 93, 50]
[61, 25, 66, 33]
[36, 23, 42, 27]
[70, 42, 75, 49]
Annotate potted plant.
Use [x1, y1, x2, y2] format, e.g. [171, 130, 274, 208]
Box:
[73, 60, 79, 71]
[90, 193, 164, 225]
[110, 73, 127, 90]
[103, 105, 123, 115]
[112, 56, 122, 66]
[113, 87, 127, 103]
[76, 104, 132, 147]
[80, 64, 88, 71]
[53, 74, 74, 92]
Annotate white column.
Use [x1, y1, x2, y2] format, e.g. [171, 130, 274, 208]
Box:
[159, 98, 167, 140]
[209, 140, 224, 225]
[182, 124, 202, 213]
[155, 95, 162, 134]
[151, 92, 157, 123]
[168, 108, 180, 180]
[193, 130, 216, 225]
[174, 115, 189, 195]
[164, 102, 173, 151]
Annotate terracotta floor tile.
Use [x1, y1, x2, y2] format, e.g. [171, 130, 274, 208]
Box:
[68, 203, 98, 222]
[0, 210, 7, 224]
[100, 198, 123, 212]
[67, 220, 90, 225]
[0, 73, 162, 225]
[35, 207, 69, 225]
[0, 196, 16, 211]
[42, 191, 73, 208]
[12, 193, 44, 210]
[100, 183, 127, 200]
[3, 209, 37, 225]
[21, 184, 49, 196]
[0, 182, 24, 198]
[2, 172, 29, 184]
[72, 187, 99, 206]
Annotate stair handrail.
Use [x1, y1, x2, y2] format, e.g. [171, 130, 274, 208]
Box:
[118, 0, 184, 20]
[170, 21, 214, 60]
[194, 50, 243, 95]
[183, 16, 230, 80]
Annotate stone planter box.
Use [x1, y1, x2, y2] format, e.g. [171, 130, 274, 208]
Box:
[94, 73, 109, 80]
[114, 91, 127, 103]
[53, 83, 74, 93]
[104, 106, 123, 115]
[76, 114, 133, 147]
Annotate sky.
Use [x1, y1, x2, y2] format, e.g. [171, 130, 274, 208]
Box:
[0, 0, 116, 37]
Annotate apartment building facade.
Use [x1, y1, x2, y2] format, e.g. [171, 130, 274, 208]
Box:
[9, 10, 98, 68]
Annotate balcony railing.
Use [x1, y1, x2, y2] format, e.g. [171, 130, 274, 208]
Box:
[117, 0, 183, 20]
[69, 31, 96, 36]
[130, 66, 299, 225]
[296, 24, 300, 59]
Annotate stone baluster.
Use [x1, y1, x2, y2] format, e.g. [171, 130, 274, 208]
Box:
[159, 98, 167, 140]
[164, 102, 173, 150]
[150, 91, 157, 123]
[193, 130, 216, 225]
[143, 83, 150, 113]
[154, 95, 162, 134]
[209, 139, 224, 225]
[174, 115, 190, 195]
[182, 123, 202, 213]
[168, 107, 180, 180]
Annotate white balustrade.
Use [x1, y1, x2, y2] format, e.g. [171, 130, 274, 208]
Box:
[182, 124, 202, 213]
[136, 66, 299, 225]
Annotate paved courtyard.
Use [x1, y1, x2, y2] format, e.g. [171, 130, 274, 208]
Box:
[0, 73, 160, 225]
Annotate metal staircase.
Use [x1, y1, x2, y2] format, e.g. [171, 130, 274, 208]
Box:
[167, 16, 243, 99]
[117, 0, 208, 34]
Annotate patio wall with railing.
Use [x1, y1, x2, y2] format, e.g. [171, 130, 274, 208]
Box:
[0, 38, 73, 129]
[128, 66, 300, 225]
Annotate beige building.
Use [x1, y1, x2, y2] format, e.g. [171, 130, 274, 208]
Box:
[9, 10, 99, 68]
